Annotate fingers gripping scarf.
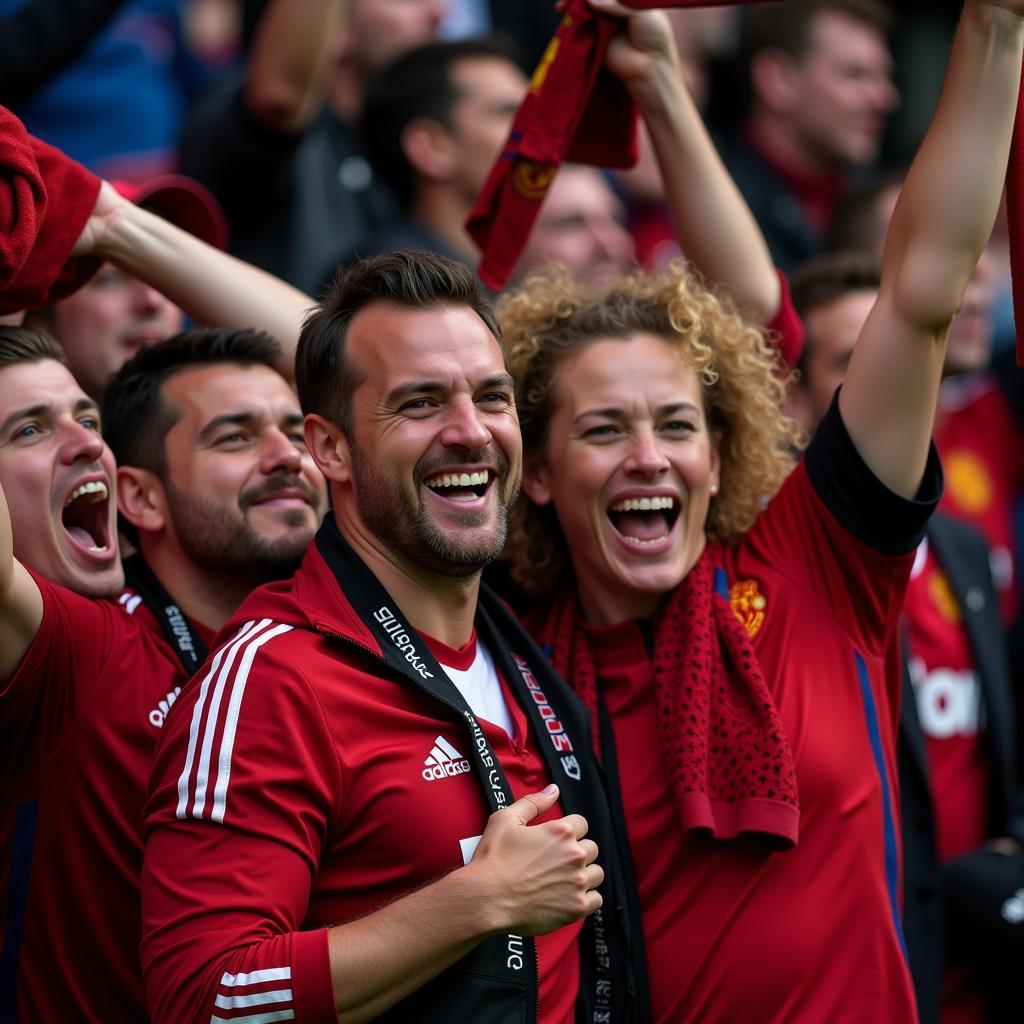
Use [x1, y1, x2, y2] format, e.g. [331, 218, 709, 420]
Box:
[539, 548, 800, 848]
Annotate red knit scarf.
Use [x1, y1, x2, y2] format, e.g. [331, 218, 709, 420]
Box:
[535, 547, 800, 848]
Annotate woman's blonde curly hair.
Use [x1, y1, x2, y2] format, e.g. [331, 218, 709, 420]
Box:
[499, 262, 806, 598]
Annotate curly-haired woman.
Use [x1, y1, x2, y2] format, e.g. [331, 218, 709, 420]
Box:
[501, 2, 1024, 1020]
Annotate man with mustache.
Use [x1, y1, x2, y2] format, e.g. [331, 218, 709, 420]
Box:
[0, 325, 326, 1022]
[140, 251, 638, 1024]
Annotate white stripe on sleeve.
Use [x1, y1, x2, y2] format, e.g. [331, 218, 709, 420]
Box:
[211, 623, 294, 823]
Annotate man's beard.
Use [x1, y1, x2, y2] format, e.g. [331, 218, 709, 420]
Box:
[349, 439, 520, 579]
[164, 482, 313, 583]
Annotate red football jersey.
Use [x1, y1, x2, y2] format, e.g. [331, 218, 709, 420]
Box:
[903, 541, 991, 1024]
[141, 546, 582, 1024]
[0, 574, 212, 1023]
[566, 409, 927, 1023]
[934, 375, 1024, 621]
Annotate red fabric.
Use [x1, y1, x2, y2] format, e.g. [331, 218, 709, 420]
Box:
[1008, 58, 1024, 366]
[0, 575, 214, 1023]
[904, 543, 991, 864]
[525, 451, 919, 1022]
[466, 0, 775, 291]
[904, 543, 991, 1024]
[0, 107, 46, 289]
[142, 543, 581, 1024]
[537, 547, 800, 847]
[934, 375, 1024, 622]
[0, 108, 102, 314]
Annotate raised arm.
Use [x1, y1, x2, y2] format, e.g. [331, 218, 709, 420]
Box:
[0, 476, 43, 680]
[840, 0, 1024, 498]
[594, 0, 780, 321]
[73, 182, 313, 382]
[244, 0, 343, 134]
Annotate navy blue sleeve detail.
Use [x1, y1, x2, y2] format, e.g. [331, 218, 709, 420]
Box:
[804, 391, 943, 556]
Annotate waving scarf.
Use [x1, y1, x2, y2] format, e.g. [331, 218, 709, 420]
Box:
[466, 0, 775, 290]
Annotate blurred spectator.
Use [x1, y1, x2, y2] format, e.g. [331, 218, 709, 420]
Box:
[829, 171, 1021, 623]
[23, 176, 224, 399]
[358, 38, 526, 272]
[514, 165, 635, 290]
[2, 0, 231, 182]
[179, 0, 443, 294]
[789, 250, 1024, 1024]
[719, 0, 898, 272]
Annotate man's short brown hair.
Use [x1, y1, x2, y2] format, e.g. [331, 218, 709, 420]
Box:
[741, 0, 892, 64]
[0, 325, 66, 370]
[296, 250, 502, 434]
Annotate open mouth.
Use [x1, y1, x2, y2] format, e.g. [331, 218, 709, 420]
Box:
[607, 495, 680, 547]
[423, 469, 491, 503]
[61, 480, 113, 554]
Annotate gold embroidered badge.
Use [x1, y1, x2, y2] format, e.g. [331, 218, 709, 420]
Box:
[512, 161, 556, 201]
[945, 449, 992, 516]
[729, 579, 767, 639]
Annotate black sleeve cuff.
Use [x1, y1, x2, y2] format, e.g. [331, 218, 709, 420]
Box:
[804, 391, 943, 556]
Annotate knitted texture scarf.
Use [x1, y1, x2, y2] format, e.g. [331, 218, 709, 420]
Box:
[535, 547, 800, 848]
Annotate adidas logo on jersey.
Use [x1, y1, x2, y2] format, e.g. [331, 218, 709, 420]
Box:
[422, 736, 471, 781]
[149, 686, 182, 729]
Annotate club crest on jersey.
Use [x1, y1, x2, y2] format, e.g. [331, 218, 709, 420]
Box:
[422, 736, 471, 782]
[945, 449, 992, 515]
[729, 579, 767, 639]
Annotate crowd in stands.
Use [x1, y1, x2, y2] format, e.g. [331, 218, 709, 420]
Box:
[1, 1, 1023, 1022]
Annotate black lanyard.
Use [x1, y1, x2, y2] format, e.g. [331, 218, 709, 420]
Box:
[314, 519, 638, 1022]
[315, 521, 588, 812]
[121, 555, 208, 674]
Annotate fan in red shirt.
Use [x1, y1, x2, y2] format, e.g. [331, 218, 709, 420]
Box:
[498, 1, 1024, 1020]
[0, 326, 325, 1022]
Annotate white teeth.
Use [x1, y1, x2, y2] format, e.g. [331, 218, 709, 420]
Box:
[621, 533, 670, 547]
[64, 481, 108, 507]
[88, 544, 110, 553]
[608, 496, 675, 513]
[424, 470, 490, 490]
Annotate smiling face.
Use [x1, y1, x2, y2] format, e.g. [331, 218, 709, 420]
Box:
[151, 363, 326, 577]
[326, 300, 521, 580]
[523, 334, 720, 626]
[0, 359, 122, 597]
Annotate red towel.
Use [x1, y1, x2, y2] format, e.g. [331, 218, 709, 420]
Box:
[0, 106, 46, 290]
[1007, 60, 1024, 366]
[466, 0, 774, 291]
[0, 108, 102, 314]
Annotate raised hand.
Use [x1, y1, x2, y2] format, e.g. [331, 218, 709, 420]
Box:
[588, 0, 677, 90]
[467, 785, 604, 936]
[70, 180, 129, 257]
